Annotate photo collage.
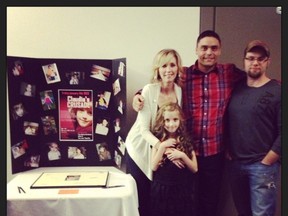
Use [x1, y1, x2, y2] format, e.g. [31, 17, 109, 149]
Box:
[7, 56, 127, 174]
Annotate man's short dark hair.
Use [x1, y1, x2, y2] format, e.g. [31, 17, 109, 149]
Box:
[197, 30, 221, 45]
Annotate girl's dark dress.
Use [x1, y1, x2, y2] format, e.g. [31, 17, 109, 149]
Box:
[150, 157, 195, 216]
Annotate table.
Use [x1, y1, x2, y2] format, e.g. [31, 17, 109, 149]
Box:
[7, 166, 139, 216]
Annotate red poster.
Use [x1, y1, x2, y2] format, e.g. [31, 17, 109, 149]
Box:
[58, 89, 93, 141]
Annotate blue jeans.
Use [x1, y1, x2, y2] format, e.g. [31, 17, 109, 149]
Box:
[228, 160, 280, 216]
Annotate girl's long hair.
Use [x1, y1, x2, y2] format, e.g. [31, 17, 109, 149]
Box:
[152, 102, 194, 159]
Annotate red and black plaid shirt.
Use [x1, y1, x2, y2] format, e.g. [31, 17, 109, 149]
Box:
[180, 61, 245, 157]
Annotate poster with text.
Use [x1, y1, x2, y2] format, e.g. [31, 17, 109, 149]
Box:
[58, 89, 93, 141]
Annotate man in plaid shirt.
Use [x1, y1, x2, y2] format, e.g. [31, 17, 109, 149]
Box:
[179, 30, 245, 216]
[133, 30, 245, 216]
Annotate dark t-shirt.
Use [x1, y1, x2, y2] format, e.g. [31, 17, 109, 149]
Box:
[227, 79, 281, 164]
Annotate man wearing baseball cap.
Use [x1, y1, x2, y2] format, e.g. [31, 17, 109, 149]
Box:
[226, 40, 281, 216]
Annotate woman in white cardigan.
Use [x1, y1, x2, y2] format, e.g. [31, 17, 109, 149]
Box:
[125, 49, 183, 216]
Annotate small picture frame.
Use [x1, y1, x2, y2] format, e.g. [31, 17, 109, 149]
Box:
[42, 63, 61, 84]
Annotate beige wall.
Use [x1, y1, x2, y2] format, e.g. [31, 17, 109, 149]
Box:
[201, 7, 281, 80]
[6, 7, 200, 182]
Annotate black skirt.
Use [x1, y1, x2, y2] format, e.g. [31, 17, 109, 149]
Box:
[150, 161, 196, 216]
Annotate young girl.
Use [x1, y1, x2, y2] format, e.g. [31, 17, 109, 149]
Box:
[73, 147, 86, 159]
[150, 102, 198, 216]
[48, 142, 61, 161]
[42, 91, 54, 110]
[24, 84, 33, 96]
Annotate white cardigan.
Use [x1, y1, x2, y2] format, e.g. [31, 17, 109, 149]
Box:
[125, 82, 182, 180]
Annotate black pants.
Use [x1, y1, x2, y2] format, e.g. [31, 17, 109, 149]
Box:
[126, 152, 151, 216]
[195, 152, 225, 216]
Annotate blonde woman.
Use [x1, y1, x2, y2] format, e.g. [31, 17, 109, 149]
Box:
[125, 49, 183, 216]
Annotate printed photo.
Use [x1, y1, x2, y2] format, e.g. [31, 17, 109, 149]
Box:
[42, 63, 61, 84]
[11, 102, 27, 120]
[11, 139, 29, 159]
[41, 116, 57, 135]
[90, 65, 111, 81]
[117, 98, 125, 115]
[114, 150, 122, 168]
[40, 90, 56, 111]
[24, 155, 40, 167]
[112, 78, 121, 96]
[95, 117, 109, 136]
[20, 82, 36, 97]
[47, 142, 61, 161]
[12, 60, 24, 76]
[95, 91, 111, 110]
[65, 175, 81, 181]
[96, 143, 111, 161]
[114, 118, 121, 133]
[118, 61, 125, 77]
[117, 136, 125, 155]
[66, 71, 85, 85]
[68, 146, 87, 159]
[23, 121, 39, 136]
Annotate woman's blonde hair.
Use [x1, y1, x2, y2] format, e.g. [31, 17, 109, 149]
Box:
[151, 49, 183, 83]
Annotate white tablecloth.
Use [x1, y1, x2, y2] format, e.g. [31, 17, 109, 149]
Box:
[7, 166, 139, 216]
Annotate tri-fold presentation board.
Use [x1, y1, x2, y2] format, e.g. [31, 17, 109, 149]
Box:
[7, 56, 127, 174]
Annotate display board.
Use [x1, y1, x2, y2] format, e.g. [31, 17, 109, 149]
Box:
[7, 56, 127, 174]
